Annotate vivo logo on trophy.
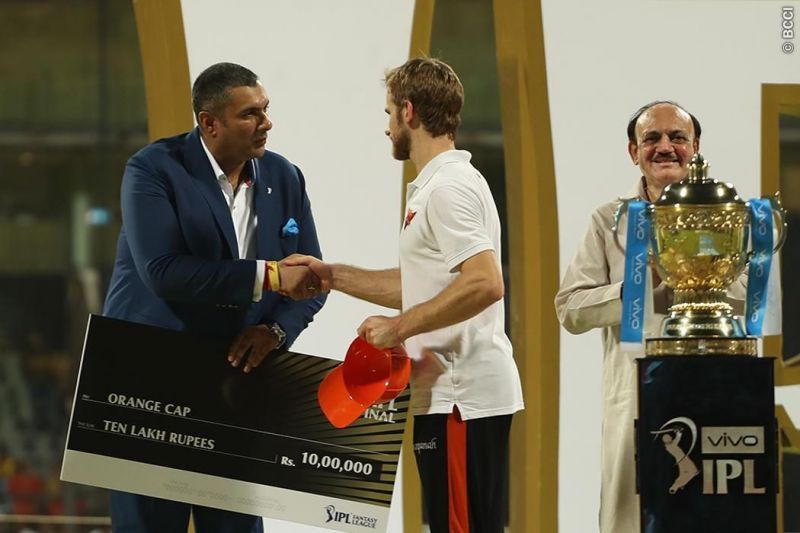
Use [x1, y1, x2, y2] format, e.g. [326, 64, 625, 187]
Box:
[613, 153, 787, 356]
[651, 417, 767, 496]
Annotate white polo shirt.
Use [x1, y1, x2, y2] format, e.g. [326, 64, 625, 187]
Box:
[399, 149, 524, 420]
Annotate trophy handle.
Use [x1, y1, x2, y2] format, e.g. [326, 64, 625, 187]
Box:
[769, 191, 788, 254]
[612, 198, 632, 255]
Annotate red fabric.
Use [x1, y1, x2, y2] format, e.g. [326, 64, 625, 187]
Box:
[447, 408, 469, 533]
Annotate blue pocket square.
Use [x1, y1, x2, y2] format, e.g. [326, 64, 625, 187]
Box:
[281, 218, 299, 237]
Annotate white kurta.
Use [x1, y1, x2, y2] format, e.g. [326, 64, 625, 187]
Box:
[555, 180, 746, 533]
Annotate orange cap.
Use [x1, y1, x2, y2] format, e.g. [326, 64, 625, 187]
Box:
[378, 345, 411, 403]
[318, 338, 410, 428]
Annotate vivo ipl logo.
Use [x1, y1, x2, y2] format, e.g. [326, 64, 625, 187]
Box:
[629, 203, 648, 284]
[653, 417, 766, 495]
[628, 251, 647, 331]
[749, 290, 763, 323]
[632, 252, 647, 285]
[634, 208, 648, 240]
[651, 417, 700, 493]
[753, 202, 769, 237]
[630, 296, 643, 331]
[701, 426, 765, 495]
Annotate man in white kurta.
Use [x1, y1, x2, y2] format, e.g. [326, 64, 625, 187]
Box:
[555, 101, 745, 533]
[556, 179, 671, 533]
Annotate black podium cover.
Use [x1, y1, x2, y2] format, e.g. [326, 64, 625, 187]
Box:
[637, 356, 777, 533]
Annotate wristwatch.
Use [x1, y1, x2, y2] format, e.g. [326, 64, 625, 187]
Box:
[268, 322, 287, 349]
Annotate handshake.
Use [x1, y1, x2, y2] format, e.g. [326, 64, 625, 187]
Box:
[275, 255, 403, 349]
[274, 254, 332, 300]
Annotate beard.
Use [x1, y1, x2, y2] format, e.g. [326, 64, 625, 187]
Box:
[392, 127, 411, 161]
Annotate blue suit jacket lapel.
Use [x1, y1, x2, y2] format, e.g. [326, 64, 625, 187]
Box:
[182, 129, 239, 259]
[253, 160, 279, 259]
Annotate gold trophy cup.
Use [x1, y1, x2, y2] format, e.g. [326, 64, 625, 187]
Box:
[613, 154, 786, 356]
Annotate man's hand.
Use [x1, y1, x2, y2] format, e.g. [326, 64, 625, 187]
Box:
[651, 266, 674, 313]
[651, 266, 663, 288]
[282, 254, 333, 292]
[357, 315, 402, 349]
[277, 260, 321, 300]
[227, 325, 280, 373]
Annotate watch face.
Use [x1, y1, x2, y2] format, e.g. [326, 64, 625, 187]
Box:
[270, 323, 286, 345]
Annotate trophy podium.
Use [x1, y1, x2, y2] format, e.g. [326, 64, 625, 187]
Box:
[614, 155, 786, 533]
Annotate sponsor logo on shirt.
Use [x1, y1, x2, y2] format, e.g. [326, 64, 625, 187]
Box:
[403, 209, 416, 229]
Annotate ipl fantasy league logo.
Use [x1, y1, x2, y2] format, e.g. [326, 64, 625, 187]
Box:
[652, 417, 766, 495]
[324, 505, 378, 529]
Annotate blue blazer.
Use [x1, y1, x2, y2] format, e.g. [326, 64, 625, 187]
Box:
[103, 128, 326, 346]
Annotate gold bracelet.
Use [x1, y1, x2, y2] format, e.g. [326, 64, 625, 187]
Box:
[266, 261, 281, 291]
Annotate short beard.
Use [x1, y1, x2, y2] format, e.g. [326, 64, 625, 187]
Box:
[392, 127, 411, 161]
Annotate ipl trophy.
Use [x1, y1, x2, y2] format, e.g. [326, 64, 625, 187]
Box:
[621, 153, 787, 532]
[613, 153, 786, 356]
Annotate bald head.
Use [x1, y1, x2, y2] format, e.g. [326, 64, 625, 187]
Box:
[627, 100, 701, 143]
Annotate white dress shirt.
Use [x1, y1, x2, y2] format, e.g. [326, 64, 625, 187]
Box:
[200, 137, 265, 301]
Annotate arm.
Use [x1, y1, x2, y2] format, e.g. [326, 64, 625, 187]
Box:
[554, 207, 623, 334]
[229, 164, 327, 372]
[726, 269, 747, 315]
[652, 269, 674, 314]
[124, 153, 316, 305]
[328, 265, 403, 309]
[360, 183, 503, 348]
[122, 153, 256, 305]
[358, 250, 502, 347]
[258, 165, 327, 348]
[331, 264, 402, 309]
[282, 258, 402, 309]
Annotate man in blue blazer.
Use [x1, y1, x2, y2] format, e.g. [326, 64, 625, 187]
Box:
[103, 62, 327, 532]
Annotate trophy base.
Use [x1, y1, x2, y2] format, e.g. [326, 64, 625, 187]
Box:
[659, 312, 747, 338]
[645, 337, 757, 356]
